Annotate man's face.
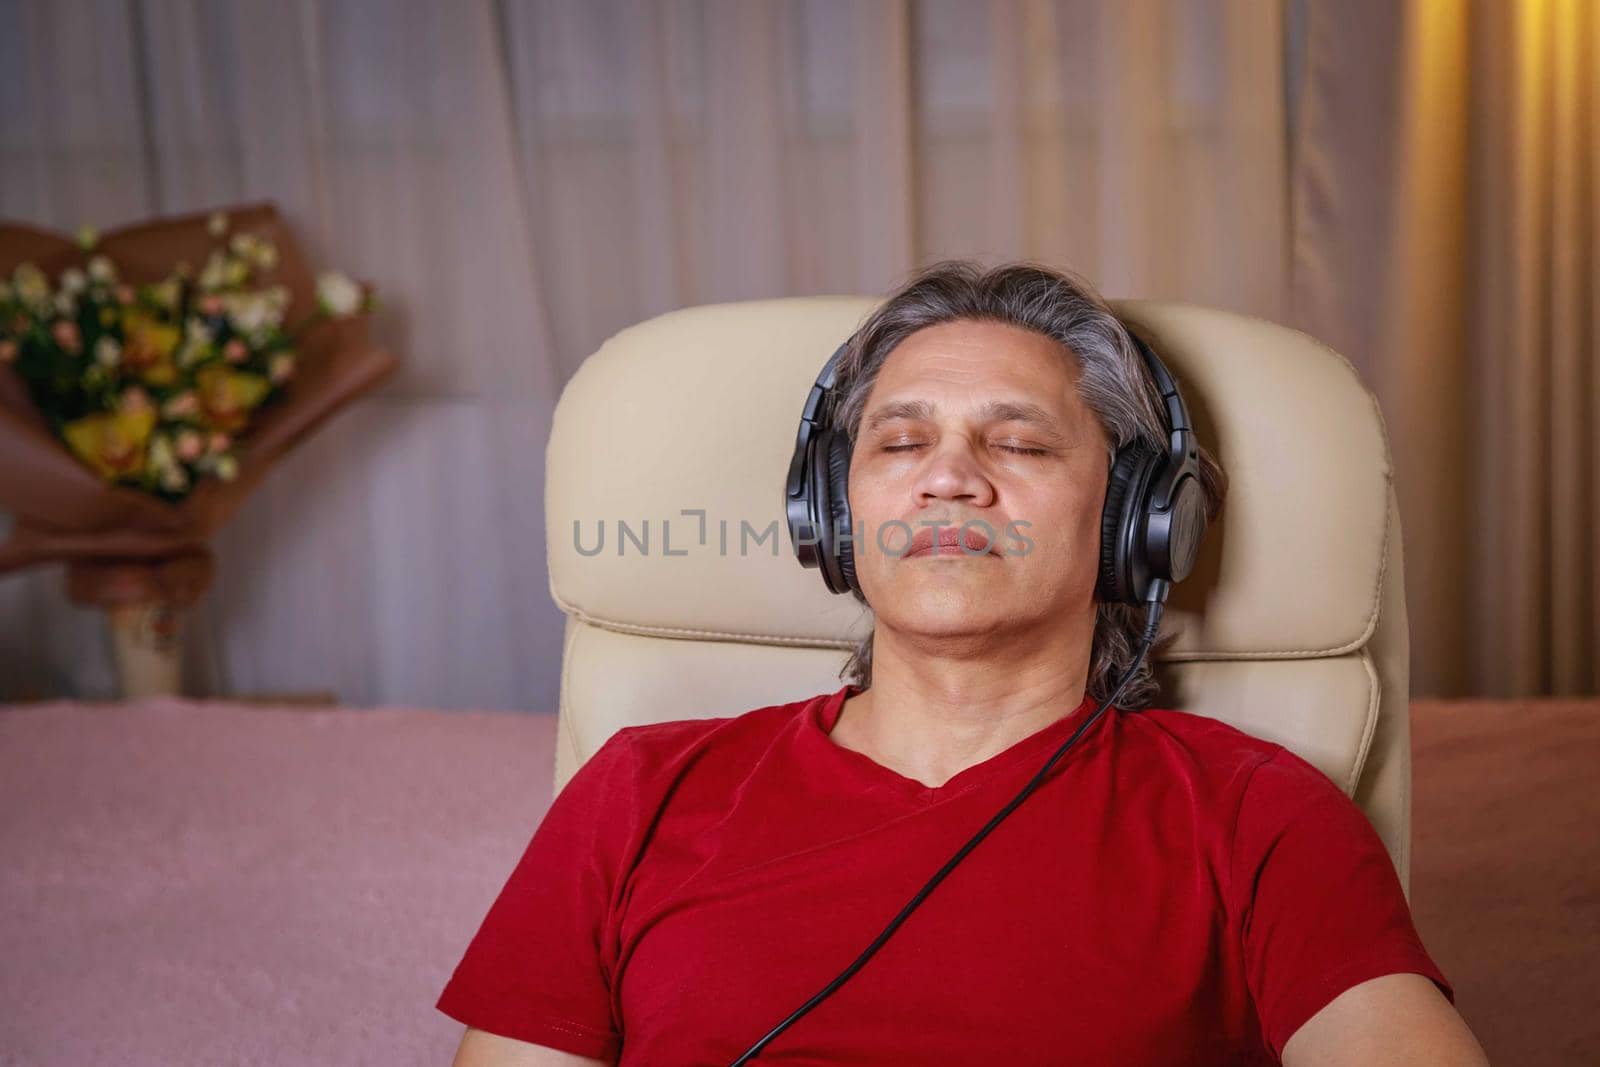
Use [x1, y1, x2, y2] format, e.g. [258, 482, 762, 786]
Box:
[847, 318, 1110, 641]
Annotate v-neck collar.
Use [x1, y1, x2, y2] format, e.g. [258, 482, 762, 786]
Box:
[802, 682, 1110, 806]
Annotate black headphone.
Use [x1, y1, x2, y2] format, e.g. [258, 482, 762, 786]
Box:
[784, 324, 1209, 604]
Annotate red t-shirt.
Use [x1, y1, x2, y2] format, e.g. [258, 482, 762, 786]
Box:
[437, 683, 1454, 1064]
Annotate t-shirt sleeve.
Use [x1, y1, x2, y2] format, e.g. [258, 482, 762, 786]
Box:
[435, 728, 640, 1062]
[1231, 746, 1456, 1061]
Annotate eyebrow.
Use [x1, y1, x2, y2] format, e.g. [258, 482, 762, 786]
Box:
[862, 398, 1068, 441]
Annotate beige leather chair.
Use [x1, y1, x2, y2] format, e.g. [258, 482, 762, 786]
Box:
[544, 296, 1418, 897]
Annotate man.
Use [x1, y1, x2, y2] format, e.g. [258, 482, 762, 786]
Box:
[440, 262, 1489, 1065]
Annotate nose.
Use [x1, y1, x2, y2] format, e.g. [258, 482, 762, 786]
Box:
[914, 438, 996, 509]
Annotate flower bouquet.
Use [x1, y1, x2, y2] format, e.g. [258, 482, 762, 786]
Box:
[2, 211, 370, 501]
[0, 202, 398, 698]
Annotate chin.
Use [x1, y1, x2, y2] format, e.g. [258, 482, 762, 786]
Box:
[886, 585, 999, 622]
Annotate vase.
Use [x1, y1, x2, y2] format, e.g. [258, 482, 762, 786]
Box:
[106, 601, 184, 698]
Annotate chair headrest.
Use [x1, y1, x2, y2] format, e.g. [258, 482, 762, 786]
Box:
[545, 295, 1393, 662]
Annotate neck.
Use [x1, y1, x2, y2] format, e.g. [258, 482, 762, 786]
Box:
[835, 611, 1095, 788]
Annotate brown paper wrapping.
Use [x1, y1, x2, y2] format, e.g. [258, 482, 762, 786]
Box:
[0, 201, 398, 608]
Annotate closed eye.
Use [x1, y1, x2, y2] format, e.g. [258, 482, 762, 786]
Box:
[881, 443, 1049, 456]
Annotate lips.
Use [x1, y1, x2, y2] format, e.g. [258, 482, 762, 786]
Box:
[904, 523, 997, 558]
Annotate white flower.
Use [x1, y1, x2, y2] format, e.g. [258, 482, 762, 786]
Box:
[213, 455, 239, 482]
[185, 317, 214, 347]
[76, 224, 99, 250]
[59, 267, 88, 295]
[221, 292, 281, 335]
[316, 270, 364, 318]
[207, 211, 228, 237]
[159, 465, 190, 493]
[87, 255, 117, 283]
[198, 251, 229, 292]
[253, 242, 279, 271]
[13, 263, 49, 306]
[53, 291, 76, 315]
[94, 336, 121, 367]
[147, 434, 176, 471]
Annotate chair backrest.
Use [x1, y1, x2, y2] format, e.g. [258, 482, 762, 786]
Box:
[544, 296, 1417, 895]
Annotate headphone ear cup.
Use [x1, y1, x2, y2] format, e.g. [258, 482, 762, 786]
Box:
[1161, 475, 1209, 584]
[1098, 446, 1156, 604]
[824, 431, 857, 595]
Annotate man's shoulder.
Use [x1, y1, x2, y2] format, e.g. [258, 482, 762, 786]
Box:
[601, 689, 824, 767]
[1131, 705, 1286, 755]
[1131, 706, 1349, 800]
[1124, 705, 1291, 781]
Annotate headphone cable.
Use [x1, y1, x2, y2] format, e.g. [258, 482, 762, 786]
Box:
[726, 579, 1171, 1065]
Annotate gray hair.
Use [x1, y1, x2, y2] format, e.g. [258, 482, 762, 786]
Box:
[830, 259, 1228, 710]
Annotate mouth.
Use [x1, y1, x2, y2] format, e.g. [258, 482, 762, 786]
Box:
[903, 523, 999, 559]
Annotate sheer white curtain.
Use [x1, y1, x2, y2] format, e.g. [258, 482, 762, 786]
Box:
[0, 0, 1288, 709]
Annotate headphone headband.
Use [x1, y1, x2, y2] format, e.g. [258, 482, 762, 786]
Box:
[783, 340, 848, 505]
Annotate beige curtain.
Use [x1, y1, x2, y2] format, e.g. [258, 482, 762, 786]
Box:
[0, 0, 1292, 707]
[501, 0, 1290, 374]
[1293, 0, 1599, 697]
[10, 0, 1592, 705]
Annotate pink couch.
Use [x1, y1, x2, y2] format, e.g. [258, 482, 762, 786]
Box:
[1, 696, 1593, 1064]
[0, 698, 557, 1065]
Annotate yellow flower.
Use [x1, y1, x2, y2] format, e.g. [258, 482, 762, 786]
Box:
[149, 279, 181, 311]
[120, 309, 181, 386]
[62, 408, 157, 481]
[195, 364, 270, 434]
